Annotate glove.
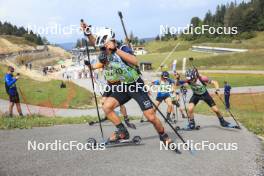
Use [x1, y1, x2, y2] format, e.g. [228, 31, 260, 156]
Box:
[80, 19, 92, 36]
[84, 60, 91, 66]
[215, 89, 220, 94]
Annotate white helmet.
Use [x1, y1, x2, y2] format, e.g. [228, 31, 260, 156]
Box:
[95, 27, 115, 47]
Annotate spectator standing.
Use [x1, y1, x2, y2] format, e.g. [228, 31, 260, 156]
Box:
[5, 66, 23, 117]
[224, 81, 232, 111]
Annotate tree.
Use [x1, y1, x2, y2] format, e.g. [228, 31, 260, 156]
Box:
[42, 37, 49, 45]
[190, 17, 201, 28]
[204, 11, 213, 25]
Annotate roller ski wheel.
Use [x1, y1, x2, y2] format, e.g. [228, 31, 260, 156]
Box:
[132, 136, 142, 145]
[89, 121, 95, 126]
[87, 138, 97, 148]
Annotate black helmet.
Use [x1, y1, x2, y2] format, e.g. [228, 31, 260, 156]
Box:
[185, 68, 198, 81]
[161, 71, 169, 79]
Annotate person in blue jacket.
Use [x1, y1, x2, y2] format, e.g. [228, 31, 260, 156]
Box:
[5, 66, 23, 117]
[152, 71, 176, 122]
[224, 81, 232, 111]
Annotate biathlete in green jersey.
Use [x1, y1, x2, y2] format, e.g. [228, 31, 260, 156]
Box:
[178, 68, 232, 129]
[81, 21, 173, 145]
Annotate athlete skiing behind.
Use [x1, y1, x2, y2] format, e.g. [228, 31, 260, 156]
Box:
[178, 68, 236, 129]
[152, 71, 176, 123]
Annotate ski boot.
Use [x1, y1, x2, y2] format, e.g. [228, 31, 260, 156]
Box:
[166, 113, 173, 123]
[160, 133, 181, 154]
[107, 123, 130, 143]
[219, 117, 231, 127]
[181, 114, 186, 119]
[187, 119, 196, 130]
[108, 130, 130, 143]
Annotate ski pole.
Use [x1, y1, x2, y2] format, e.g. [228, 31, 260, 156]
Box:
[118, 11, 132, 48]
[215, 92, 241, 129]
[18, 87, 32, 116]
[83, 35, 105, 140]
[149, 98, 192, 152]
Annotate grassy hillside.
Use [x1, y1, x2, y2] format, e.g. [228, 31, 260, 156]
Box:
[138, 32, 264, 70]
[0, 35, 35, 54]
[0, 64, 94, 109]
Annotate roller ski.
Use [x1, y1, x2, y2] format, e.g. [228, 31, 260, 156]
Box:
[176, 119, 200, 131]
[87, 129, 142, 148]
[219, 117, 240, 129]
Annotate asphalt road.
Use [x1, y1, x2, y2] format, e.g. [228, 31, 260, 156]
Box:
[0, 114, 263, 176]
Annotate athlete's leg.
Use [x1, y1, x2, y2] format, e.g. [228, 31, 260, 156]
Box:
[102, 97, 121, 125]
[129, 78, 172, 144]
[188, 103, 196, 120]
[121, 105, 136, 129]
[165, 97, 173, 114]
[103, 89, 132, 141]
[120, 105, 127, 117]
[153, 100, 161, 113]
[211, 105, 223, 118]
[164, 97, 173, 121]
[203, 92, 231, 127]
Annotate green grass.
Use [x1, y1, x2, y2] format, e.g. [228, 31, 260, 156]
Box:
[199, 32, 264, 49]
[0, 115, 97, 129]
[139, 32, 264, 70]
[184, 49, 264, 70]
[138, 50, 213, 69]
[0, 64, 94, 109]
[201, 73, 264, 87]
[0, 115, 141, 129]
[194, 93, 264, 137]
[144, 40, 192, 53]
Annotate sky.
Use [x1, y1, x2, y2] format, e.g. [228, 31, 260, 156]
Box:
[0, 0, 248, 43]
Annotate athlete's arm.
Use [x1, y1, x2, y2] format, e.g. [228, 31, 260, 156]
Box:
[211, 80, 220, 90]
[92, 63, 104, 70]
[116, 49, 138, 66]
[80, 21, 96, 47]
